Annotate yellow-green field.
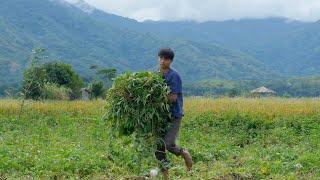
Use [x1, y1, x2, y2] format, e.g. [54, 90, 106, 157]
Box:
[0, 98, 319, 179]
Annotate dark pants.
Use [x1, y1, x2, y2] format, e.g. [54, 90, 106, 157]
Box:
[155, 117, 183, 169]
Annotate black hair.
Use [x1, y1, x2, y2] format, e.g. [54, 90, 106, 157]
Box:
[158, 48, 175, 60]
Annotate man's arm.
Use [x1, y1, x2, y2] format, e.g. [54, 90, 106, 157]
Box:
[167, 73, 181, 103]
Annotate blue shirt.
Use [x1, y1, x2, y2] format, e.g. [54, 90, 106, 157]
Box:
[163, 68, 184, 118]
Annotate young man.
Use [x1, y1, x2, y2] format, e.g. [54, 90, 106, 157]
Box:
[155, 48, 193, 179]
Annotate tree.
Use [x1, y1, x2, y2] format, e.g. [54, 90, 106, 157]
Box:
[96, 68, 117, 88]
[22, 48, 47, 100]
[88, 65, 117, 99]
[228, 88, 239, 97]
[22, 49, 84, 100]
[42, 62, 83, 99]
[89, 81, 104, 99]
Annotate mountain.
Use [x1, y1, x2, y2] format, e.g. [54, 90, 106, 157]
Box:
[71, 0, 95, 13]
[97, 17, 319, 77]
[83, 4, 319, 78]
[0, 0, 278, 94]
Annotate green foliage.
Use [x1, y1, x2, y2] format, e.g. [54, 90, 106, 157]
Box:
[22, 48, 47, 100]
[42, 83, 72, 100]
[22, 49, 83, 100]
[22, 66, 46, 100]
[266, 76, 320, 97]
[107, 71, 171, 136]
[88, 66, 117, 98]
[86, 66, 117, 99]
[23, 62, 83, 100]
[89, 81, 105, 99]
[42, 62, 83, 99]
[106, 72, 171, 162]
[96, 68, 116, 85]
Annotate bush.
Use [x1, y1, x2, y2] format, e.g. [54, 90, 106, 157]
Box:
[22, 62, 83, 100]
[22, 66, 46, 100]
[42, 83, 72, 100]
[106, 71, 171, 148]
[42, 62, 83, 99]
[89, 81, 105, 99]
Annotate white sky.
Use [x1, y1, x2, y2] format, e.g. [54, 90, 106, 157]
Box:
[67, 0, 320, 22]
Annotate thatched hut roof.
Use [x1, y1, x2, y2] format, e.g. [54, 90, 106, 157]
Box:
[251, 86, 276, 94]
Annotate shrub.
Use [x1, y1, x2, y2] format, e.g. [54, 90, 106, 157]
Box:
[42, 83, 72, 100]
[106, 71, 171, 150]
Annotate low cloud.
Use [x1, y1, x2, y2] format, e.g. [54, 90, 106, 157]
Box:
[70, 0, 320, 22]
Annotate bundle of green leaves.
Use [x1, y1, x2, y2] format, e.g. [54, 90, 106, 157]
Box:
[106, 71, 171, 139]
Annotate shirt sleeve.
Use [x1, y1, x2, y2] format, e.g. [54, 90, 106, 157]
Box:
[170, 73, 182, 94]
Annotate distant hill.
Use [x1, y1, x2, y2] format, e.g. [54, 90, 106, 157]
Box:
[0, 0, 277, 95]
[117, 18, 319, 77]
[91, 10, 320, 78]
[2, 0, 320, 96]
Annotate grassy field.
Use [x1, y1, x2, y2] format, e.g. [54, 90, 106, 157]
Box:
[0, 97, 319, 179]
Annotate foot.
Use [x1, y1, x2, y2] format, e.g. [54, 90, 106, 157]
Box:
[161, 169, 169, 180]
[181, 149, 193, 171]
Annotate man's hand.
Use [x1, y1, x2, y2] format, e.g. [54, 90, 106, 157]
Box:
[167, 93, 178, 103]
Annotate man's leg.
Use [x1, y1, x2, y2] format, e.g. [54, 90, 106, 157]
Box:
[154, 117, 182, 179]
[155, 142, 169, 167]
[155, 117, 182, 165]
[164, 117, 183, 155]
[155, 140, 170, 180]
[164, 117, 193, 171]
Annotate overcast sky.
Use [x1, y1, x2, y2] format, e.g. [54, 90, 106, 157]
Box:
[68, 0, 320, 22]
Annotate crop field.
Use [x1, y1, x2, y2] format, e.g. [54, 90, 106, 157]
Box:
[0, 97, 319, 179]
